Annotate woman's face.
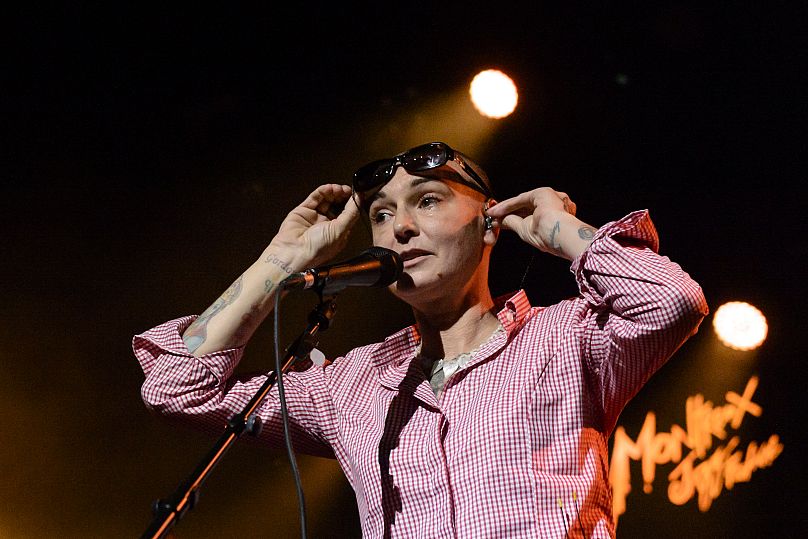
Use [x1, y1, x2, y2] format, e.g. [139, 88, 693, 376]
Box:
[367, 167, 494, 307]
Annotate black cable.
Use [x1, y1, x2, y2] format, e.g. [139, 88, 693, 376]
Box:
[518, 251, 537, 291]
[273, 290, 308, 538]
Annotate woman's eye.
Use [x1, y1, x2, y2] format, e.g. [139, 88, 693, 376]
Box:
[419, 195, 439, 208]
[371, 211, 392, 224]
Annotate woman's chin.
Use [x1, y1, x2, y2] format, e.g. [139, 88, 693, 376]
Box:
[388, 272, 445, 303]
[389, 273, 416, 296]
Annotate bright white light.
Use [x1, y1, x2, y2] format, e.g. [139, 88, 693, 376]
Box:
[469, 69, 518, 119]
[712, 301, 768, 351]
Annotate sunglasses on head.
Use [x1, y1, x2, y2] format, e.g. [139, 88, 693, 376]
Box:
[352, 142, 492, 198]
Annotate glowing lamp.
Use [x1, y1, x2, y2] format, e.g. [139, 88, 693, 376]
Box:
[469, 69, 518, 119]
[712, 301, 768, 351]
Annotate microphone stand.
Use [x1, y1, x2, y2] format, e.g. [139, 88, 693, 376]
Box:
[141, 293, 338, 539]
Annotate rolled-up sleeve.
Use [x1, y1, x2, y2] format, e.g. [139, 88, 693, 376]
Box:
[570, 210, 709, 430]
[133, 316, 335, 457]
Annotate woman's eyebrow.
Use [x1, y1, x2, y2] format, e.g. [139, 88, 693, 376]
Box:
[410, 174, 459, 188]
[409, 177, 442, 188]
[367, 175, 456, 209]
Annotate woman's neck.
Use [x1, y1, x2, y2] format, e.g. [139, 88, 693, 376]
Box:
[413, 288, 500, 360]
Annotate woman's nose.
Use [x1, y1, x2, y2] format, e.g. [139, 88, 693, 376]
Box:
[393, 210, 418, 242]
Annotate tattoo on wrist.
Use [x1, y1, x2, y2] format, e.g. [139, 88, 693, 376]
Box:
[182, 275, 244, 353]
[549, 220, 562, 252]
[265, 278, 275, 294]
[264, 253, 293, 274]
[578, 226, 596, 241]
[220, 275, 243, 304]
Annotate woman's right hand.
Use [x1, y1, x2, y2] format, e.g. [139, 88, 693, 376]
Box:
[181, 184, 360, 357]
[264, 184, 361, 273]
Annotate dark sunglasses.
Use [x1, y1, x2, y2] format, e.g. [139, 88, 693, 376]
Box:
[352, 142, 492, 198]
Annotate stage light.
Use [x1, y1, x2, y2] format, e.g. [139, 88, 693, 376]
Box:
[469, 69, 518, 119]
[712, 301, 768, 351]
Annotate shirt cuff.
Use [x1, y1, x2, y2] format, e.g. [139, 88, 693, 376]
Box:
[132, 315, 245, 384]
[569, 209, 659, 305]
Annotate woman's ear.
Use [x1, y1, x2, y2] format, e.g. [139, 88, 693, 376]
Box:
[483, 199, 499, 246]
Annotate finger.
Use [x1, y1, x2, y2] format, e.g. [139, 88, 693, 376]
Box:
[327, 186, 356, 219]
[318, 194, 361, 250]
[559, 194, 577, 216]
[301, 184, 352, 212]
[485, 191, 537, 218]
[299, 184, 332, 209]
[314, 185, 354, 217]
[498, 213, 526, 233]
[332, 194, 361, 229]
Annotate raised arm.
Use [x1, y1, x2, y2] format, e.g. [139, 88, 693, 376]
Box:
[486, 186, 598, 260]
[487, 187, 707, 428]
[134, 184, 360, 453]
[182, 184, 360, 356]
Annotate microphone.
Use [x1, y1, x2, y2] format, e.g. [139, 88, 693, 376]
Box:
[280, 247, 403, 294]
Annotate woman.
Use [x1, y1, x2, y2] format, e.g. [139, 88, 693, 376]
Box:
[135, 142, 707, 537]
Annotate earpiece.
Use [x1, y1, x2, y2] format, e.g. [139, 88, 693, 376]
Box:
[483, 201, 494, 230]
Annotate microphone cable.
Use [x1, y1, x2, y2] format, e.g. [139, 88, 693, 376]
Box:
[273, 290, 308, 539]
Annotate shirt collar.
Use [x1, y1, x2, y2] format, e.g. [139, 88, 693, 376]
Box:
[371, 290, 533, 390]
[494, 289, 532, 334]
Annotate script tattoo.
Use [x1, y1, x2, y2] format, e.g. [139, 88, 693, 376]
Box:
[265, 278, 275, 294]
[264, 253, 293, 274]
[183, 275, 244, 353]
[578, 226, 596, 241]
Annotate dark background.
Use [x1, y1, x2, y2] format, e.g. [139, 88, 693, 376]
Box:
[3, 4, 805, 538]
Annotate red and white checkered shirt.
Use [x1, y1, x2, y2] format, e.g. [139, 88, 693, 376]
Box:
[135, 210, 707, 538]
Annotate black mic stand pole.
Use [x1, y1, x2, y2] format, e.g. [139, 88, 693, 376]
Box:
[141, 293, 338, 539]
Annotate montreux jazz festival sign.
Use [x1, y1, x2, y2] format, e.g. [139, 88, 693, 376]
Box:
[609, 376, 783, 521]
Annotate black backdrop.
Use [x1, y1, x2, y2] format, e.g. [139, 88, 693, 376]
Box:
[4, 4, 806, 537]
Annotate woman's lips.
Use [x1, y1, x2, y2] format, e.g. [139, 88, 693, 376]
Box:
[403, 255, 427, 268]
[400, 250, 431, 269]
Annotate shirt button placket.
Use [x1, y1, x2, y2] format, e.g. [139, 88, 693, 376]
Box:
[436, 413, 457, 536]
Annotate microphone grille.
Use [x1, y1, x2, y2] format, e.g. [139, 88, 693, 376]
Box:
[365, 246, 403, 286]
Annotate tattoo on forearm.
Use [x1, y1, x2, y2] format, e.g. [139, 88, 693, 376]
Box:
[549, 220, 562, 252]
[183, 275, 244, 353]
[220, 275, 244, 304]
[264, 253, 293, 274]
[578, 226, 596, 241]
[265, 278, 275, 294]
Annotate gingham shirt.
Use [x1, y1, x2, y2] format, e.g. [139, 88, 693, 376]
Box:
[135, 210, 707, 538]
